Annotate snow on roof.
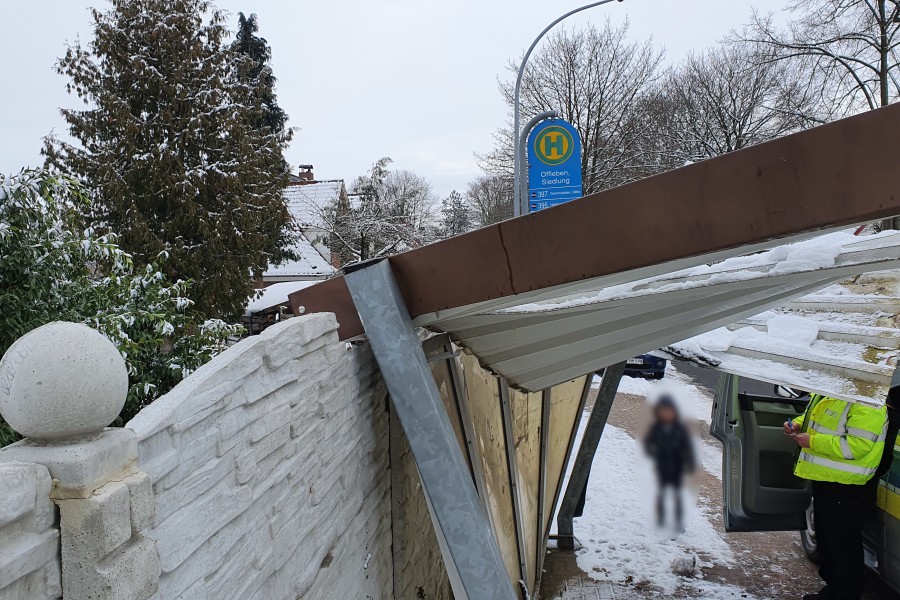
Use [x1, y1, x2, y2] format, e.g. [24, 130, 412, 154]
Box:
[664, 271, 900, 407]
[500, 230, 896, 314]
[264, 230, 336, 279]
[283, 181, 344, 228]
[431, 230, 900, 402]
[246, 280, 319, 316]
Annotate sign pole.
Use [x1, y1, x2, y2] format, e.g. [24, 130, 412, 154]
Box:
[518, 110, 558, 217]
[511, 0, 624, 217]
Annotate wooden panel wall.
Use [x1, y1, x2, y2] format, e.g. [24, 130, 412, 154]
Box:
[510, 388, 544, 592]
[461, 353, 523, 592]
[392, 342, 589, 600]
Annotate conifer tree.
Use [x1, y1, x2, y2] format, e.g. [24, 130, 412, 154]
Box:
[45, 0, 296, 318]
[231, 13, 290, 144]
[438, 190, 471, 238]
[229, 10, 297, 274]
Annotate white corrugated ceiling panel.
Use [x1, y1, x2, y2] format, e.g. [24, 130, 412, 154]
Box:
[664, 273, 900, 407]
[431, 231, 900, 404]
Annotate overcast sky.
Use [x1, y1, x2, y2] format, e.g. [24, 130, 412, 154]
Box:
[0, 0, 789, 199]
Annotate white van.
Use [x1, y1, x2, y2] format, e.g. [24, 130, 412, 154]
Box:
[711, 373, 900, 592]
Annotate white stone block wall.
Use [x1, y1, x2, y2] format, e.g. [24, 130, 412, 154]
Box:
[1, 322, 159, 600]
[389, 410, 453, 599]
[0, 462, 61, 599]
[127, 314, 394, 600]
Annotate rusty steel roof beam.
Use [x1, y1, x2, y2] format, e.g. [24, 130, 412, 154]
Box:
[291, 104, 900, 341]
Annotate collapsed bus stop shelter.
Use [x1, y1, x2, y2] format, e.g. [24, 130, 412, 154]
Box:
[290, 105, 900, 599]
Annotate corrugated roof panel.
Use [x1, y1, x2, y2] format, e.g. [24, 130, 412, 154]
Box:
[432, 232, 900, 402]
[665, 273, 900, 406]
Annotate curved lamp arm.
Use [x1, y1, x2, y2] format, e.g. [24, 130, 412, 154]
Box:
[512, 0, 625, 216]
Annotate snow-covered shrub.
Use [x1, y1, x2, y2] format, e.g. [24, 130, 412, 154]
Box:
[0, 169, 242, 446]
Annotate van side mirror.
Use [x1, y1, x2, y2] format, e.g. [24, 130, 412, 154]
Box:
[775, 385, 801, 399]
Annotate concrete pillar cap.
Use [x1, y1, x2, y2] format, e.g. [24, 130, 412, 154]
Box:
[0, 322, 129, 442]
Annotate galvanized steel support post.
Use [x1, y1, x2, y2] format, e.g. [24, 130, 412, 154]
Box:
[556, 362, 626, 550]
[345, 259, 517, 600]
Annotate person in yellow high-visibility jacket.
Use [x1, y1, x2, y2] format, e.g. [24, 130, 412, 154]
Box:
[784, 394, 888, 600]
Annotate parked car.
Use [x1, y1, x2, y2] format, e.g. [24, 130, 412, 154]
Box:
[624, 354, 667, 379]
[710, 373, 900, 593]
[596, 355, 667, 379]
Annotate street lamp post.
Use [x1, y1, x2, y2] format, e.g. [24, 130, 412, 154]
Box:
[512, 0, 624, 217]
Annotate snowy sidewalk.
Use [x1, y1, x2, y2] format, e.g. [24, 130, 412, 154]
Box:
[540, 366, 823, 599]
[554, 423, 756, 599]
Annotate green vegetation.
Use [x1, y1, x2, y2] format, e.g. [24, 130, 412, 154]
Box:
[0, 170, 240, 446]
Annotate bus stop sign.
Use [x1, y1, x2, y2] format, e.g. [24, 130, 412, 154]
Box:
[527, 118, 583, 212]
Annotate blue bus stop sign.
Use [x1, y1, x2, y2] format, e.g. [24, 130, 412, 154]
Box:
[526, 119, 583, 212]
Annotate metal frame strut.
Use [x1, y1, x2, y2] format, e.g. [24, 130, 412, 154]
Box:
[556, 362, 626, 550]
[345, 259, 517, 600]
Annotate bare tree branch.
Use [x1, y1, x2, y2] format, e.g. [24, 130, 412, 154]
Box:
[300, 158, 436, 267]
[742, 0, 900, 110]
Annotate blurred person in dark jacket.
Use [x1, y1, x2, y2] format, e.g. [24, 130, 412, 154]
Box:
[644, 394, 696, 530]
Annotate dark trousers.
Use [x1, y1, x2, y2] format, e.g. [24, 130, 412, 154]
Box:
[812, 480, 876, 600]
[656, 484, 684, 527]
[656, 472, 684, 527]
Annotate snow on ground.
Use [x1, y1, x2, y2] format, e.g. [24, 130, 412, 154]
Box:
[577, 365, 752, 598]
[593, 364, 714, 425]
[572, 424, 737, 596]
[593, 366, 722, 480]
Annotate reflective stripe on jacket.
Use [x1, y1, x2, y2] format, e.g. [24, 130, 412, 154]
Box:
[791, 394, 887, 485]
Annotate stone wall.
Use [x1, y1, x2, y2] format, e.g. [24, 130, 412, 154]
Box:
[0, 314, 592, 600]
[127, 314, 393, 599]
[389, 410, 454, 600]
[0, 462, 61, 599]
[0, 325, 160, 600]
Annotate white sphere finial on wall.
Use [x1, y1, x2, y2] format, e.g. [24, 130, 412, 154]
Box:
[0, 322, 129, 442]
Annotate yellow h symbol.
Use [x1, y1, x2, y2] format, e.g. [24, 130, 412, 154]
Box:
[542, 133, 567, 159]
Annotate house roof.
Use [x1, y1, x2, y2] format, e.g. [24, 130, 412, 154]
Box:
[264, 230, 335, 279]
[246, 280, 319, 316]
[290, 104, 900, 405]
[284, 180, 345, 228]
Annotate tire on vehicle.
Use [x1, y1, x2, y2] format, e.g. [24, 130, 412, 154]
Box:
[801, 499, 822, 564]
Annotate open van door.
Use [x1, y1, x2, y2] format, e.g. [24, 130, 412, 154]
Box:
[710, 372, 812, 531]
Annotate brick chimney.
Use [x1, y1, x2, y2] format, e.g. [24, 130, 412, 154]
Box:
[297, 164, 315, 184]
